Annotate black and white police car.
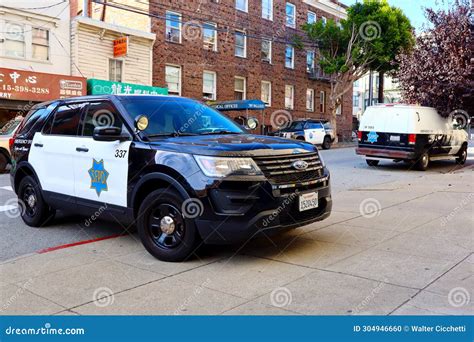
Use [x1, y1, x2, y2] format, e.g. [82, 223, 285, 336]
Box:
[10, 95, 332, 261]
[272, 119, 336, 149]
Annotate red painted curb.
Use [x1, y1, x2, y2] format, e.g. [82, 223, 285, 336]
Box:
[37, 233, 127, 254]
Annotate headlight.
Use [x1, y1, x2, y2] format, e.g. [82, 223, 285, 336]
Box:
[194, 155, 263, 178]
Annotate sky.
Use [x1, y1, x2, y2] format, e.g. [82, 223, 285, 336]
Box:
[339, 0, 454, 32]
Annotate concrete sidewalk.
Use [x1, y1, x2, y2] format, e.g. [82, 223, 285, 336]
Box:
[0, 170, 472, 316]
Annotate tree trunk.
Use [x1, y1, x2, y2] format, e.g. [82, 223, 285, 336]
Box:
[328, 102, 338, 143]
[378, 71, 385, 104]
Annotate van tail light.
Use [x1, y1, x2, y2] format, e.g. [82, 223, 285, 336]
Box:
[9, 137, 15, 152]
[357, 131, 363, 142]
[408, 134, 416, 145]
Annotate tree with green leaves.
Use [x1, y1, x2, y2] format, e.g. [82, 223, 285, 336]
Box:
[302, 0, 414, 136]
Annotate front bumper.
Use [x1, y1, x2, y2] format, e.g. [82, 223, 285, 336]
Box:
[356, 147, 416, 160]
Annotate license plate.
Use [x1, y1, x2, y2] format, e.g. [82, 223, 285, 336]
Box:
[299, 192, 319, 212]
[389, 135, 400, 142]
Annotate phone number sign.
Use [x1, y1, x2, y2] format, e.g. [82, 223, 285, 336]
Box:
[0, 68, 87, 102]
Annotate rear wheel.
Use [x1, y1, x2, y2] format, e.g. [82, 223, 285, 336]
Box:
[456, 145, 467, 165]
[137, 189, 200, 262]
[415, 152, 430, 171]
[18, 176, 55, 227]
[366, 159, 379, 167]
[322, 136, 332, 150]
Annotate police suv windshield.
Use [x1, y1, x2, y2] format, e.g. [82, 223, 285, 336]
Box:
[120, 97, 244, 137]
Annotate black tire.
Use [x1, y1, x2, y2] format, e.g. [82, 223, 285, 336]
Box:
[137, 189, 200, 262]
[296, 136, 305, 141]
[366, 159, 379, 167]
[18, 176, 55, 227]
[456, 145, 468, 165]
[415, 151, 430, 171]
[0, 152, 8, 172]
[322, 136, 332, 150]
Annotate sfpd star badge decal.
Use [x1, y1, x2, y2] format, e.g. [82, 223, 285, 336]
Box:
[367, 131, 379, 144]
[88, 159, 109, 196]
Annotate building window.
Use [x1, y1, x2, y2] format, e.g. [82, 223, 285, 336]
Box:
[109, 59, 123, 82]
[203, 22, 217, 51]
[234, 77, 246, 100]
[236, 0, 248, 12]
[261, 39, 272, 63]
[286, 3, 296, 28]
[306, 89, 314, 112]
[165, 11, 181, 43]
[32, 28, 49, 61]
[307, 11, 317, 24]
[203, 71, 217, 100]
[320, 91, 326, 113]
[336, 98, 342, 115]
[261, 81, 271, 106]
[285, 45, 294, 69]
[262, 0, 273, 20]
[353, 95, 360, 107]
[5, 23, 25, 58]
[285, 85, 294, 110]
[306, 50, 315, 73]
[321, 16, 327, 25]
[165, 65, 181, 96]
[235, 31, 246, 58]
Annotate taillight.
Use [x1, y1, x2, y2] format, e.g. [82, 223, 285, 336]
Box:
[408, 134, 416, 145]
[357, 131, 363, 142]
[8, 137, 15, 152]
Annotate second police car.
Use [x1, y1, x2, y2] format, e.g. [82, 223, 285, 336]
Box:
[10, 95, 332, 262]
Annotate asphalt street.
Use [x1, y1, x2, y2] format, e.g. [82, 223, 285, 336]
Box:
[0, 145, 472, 261]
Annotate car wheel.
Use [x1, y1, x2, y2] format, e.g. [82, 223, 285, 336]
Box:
[415, 152, 430, 171]
[456, 145, 467, 165]
[366, 159, 379, 167]
[296, 136, 305, 141]
[18, 176, 56, 227]
[0, 153, 8, 172]
[322, 136, 332, 150]
[137, 189, 200, 262]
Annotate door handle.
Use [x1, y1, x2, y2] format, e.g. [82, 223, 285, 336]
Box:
[76, 147, 89, 153]
[34, 143, 43, 148]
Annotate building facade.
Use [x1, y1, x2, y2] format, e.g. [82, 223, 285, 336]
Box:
[149, 0, 353, 138]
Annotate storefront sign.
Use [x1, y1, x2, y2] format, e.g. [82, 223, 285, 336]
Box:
[113, 37, 128, 58]
[87, 79, 168, 96]
[0, 68, 86, 102]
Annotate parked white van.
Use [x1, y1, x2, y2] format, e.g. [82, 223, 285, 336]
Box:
[356, 104, 468, 170]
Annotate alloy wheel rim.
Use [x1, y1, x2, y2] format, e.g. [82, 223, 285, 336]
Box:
[148, 203, 185, 250]
[22, 185, 37, 217]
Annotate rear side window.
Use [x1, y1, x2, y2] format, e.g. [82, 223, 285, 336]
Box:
[45, 103, 86, 136]
[17, 108, 49, 136]
[307, 122, 323, 129]
[81, 101, 126, 136]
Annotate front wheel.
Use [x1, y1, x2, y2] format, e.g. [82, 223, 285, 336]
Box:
[366, 159, 379, 167]
[322, 136, 332, 150]
[456, 145, 467, 165]
[137, 189, 200, 262]
[18, 176, 55, 227]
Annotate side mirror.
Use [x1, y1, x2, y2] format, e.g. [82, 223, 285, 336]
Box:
[93, 126, 130, 142]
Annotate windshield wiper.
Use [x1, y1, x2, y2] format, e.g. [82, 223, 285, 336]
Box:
[146, 132, 199, 138]
[200, 130, 242, 135]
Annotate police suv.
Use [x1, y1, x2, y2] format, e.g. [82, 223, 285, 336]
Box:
[10, 95, 332, 261]
[272, 119, 336, 149]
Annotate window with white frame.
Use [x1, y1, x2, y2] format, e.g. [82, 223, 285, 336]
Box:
[109, 59, 123, 82]
[203, 22, 217, 51]
[235, 31, 246, 58]
[165, 11, 181, 43]
[261, 81, 271, 106]
[236, 0, 248, 12]
[306, 50, 315, 73]
[285, 45, 294, 69]
[203, 71, 217, 100]
[306, 89, 314, 112]
[286, 3, 296, 28]
[32, 28, 49, 61]
[4, 22, 25, 58]
[261, 39, 272, 63]
[307, 11, 317, 24]
[285, 85, 294, 110]
[165, 65, 181, 96]
[336, 97, 342, 115]
[319, 90, 326, 112]
[321, 16, 327, 25]
[234, 77, 246, 100]
[262, 0, 273, 20]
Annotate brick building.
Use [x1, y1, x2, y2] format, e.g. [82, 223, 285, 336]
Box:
[149, 0, 353, 138]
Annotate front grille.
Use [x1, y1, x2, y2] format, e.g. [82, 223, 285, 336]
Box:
[253, 152, 324, 185]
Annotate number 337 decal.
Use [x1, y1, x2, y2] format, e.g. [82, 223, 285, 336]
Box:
[115, 149, 127, 158]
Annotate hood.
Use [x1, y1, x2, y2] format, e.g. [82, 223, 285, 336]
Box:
[147, 134, 316, 157]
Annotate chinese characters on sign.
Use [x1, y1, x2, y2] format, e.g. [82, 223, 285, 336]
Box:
[113, 37, 128, 58]
[87, 79, 168, 96]
[0, 68, 87, 101]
